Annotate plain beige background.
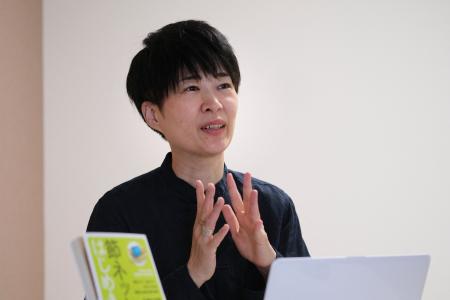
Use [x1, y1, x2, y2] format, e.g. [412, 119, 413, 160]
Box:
[41, 0, 450, 299]
[0, 0, 43, 299]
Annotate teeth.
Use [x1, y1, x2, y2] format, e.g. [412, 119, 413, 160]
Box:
[205, 124, 224, 129]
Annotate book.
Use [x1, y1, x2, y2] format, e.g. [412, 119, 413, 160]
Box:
[71, 232, 166, 300]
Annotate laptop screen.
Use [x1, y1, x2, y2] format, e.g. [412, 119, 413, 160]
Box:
[264, 255, 430, 300]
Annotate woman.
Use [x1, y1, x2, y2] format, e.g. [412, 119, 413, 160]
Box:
[87, 20, 309, 300]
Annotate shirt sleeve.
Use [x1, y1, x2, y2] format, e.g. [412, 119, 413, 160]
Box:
[86, 192, 211, 300]
[161, 264, 212, 300]
[275, 197, 310, 257]
[86, 191, 129, 232]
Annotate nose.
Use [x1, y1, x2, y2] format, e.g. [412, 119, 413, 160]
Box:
[200, 90, 223, 113]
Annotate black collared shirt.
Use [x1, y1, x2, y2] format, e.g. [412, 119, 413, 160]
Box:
[87, 153, 309, 300]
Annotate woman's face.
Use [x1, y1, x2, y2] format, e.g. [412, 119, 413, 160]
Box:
[145, 71, 238, 159]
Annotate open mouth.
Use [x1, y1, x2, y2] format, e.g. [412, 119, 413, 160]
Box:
[201, 124, 226, 130]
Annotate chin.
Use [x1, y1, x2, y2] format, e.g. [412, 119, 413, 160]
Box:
[203, 141, 231, 156]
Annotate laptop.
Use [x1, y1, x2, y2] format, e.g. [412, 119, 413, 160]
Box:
[264, 255, 430, 300]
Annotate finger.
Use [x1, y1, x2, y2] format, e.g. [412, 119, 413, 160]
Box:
[253, 219, 268, 243]
[255, 219, 265, 232]
[195, 180, 205, 219]
[204, 197, 225, 230]
[248, 189, 261, 221]
[222, 204, 240, 235]
[226, 173, 244, 213]
[243, 173, 252, 212]
[201, 183, 215, 219]
[211, 224, 229, 249]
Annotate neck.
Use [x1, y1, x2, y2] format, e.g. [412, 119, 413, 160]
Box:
[171, 151, 225, 187]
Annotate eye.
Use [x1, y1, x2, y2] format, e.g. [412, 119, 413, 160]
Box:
[184, 85, 199, 92]
[218, 82, 232, 90]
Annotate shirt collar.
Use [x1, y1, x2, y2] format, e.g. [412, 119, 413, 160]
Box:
[160, 152, 229, 201]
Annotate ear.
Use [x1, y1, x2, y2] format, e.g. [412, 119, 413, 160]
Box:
[141, 101, 162, 132]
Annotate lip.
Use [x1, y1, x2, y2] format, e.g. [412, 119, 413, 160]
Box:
[200, 119, 226, 129]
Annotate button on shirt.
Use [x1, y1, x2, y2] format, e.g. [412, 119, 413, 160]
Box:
[87, 153, 309, 300]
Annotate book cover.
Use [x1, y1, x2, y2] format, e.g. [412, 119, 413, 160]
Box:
[72, 232, 166, 300]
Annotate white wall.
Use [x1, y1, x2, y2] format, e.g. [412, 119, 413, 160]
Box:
[44, 0, 450, 299]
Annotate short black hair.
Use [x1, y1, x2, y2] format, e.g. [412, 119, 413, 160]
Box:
[126, 20, 240, 125]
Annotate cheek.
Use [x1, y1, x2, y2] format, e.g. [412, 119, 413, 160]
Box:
[227, 99, 238, 122]
[223, 92, 237, 109]
[169, 109, 197, 134]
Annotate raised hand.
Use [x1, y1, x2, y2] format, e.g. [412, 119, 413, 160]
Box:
[222, 173, 276, 277]
[187, 181, 229, 287]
